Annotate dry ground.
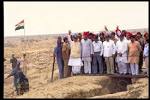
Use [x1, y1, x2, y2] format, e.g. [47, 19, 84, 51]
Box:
[4, 35, 149, 98]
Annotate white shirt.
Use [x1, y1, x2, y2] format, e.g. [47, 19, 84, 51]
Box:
[143, 43, 149, 57]
[92, 41, 103, 55]
[103, 40, 116, 57]
[116, 39, 128, 63]
[116, 39, 128, 54]
[81, 39, 94, 61]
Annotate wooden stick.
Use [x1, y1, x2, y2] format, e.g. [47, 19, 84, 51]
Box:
[50, 55, 55, 82]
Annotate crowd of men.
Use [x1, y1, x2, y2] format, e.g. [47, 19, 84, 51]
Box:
[4, 27, 149, 95]
[53, 29, 149, 79]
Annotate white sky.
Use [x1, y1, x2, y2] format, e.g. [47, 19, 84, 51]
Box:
[4, 2, 148, 37]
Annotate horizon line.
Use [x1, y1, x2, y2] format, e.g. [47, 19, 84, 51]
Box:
[4, 27, 148, 38]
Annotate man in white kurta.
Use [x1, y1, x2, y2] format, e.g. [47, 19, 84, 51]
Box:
[116, 34, 128, 74]
[68, 34, 83, 74]
[81, 35, 94, 74]
[103, 35, 116, 74]
[125, 32, 132, 74]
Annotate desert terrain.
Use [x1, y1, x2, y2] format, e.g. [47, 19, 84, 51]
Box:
[4, 28, 149, 98]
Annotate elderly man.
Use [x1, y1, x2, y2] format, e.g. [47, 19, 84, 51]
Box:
[116, 34, 128, 75]
[68, 33, 83, 75]
[81, 32, 94, 74]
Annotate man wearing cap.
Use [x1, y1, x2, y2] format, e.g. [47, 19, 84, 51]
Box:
[81, 32, 94, 74]
[128, 35, 142, 75]
[116, 34, 128, 75]
[102, 35, 116, 74]
[68, 33, 83, 75]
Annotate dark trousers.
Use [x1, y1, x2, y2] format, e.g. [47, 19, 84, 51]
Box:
[102, 55, 107, 74]
[139, 52, 143, 73]
[92, 52, 103, 74]
[57, 58, 64, 79]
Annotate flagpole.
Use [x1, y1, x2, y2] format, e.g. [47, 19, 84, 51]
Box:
[24, 20, 26, 54]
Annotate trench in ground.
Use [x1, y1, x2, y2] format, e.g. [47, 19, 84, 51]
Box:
[64, 77, 132, 98]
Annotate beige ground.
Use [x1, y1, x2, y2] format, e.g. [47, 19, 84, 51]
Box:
[4, 35, 149, 98]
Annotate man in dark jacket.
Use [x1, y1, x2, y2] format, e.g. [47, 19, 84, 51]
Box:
[5, 58, 29, 95]
[10, 54, 17, 69]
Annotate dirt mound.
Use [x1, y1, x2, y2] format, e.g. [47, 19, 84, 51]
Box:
[16, 76, 117, 98]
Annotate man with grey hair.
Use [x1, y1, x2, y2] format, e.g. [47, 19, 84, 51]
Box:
[81, 32, 94, 74]
[116, 34, 128, 75]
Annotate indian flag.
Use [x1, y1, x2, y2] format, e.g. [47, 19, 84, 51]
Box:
[15, 20, 24, 31]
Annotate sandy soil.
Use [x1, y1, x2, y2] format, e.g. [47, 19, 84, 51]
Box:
[4, 35, 149, 98]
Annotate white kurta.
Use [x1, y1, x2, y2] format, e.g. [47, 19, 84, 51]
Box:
[115, 39, 128, 63]
[81, 39, 94, 74]
[68, 58, 83, 74]
[124, 37, 132, 74]
[81, 39, 94, 61]
[67, 35, 83, 74]
[116, 39, 128, 74]
[103, 40, 116, 57]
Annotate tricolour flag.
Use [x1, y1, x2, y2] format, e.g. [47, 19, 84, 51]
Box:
[15, 20, 24, 31]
